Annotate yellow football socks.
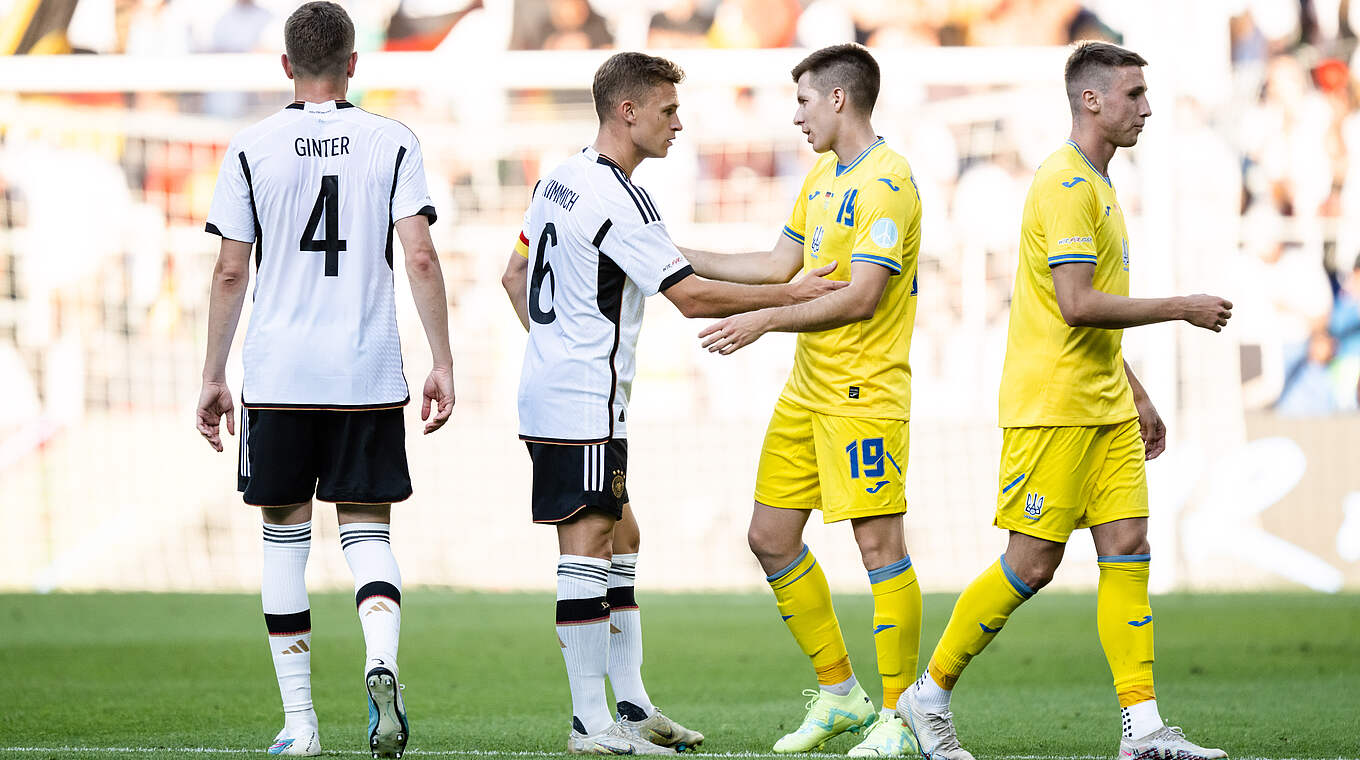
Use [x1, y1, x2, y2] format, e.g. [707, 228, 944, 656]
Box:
[868, 555, 922, 709]
[767, 544, 854, 687]
[927, 555, 1033, 689]
[1097, 554, 1156, 707]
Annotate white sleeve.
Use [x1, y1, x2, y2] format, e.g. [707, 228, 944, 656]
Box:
[205, 143, 257, 242]
[393, 136, 436, 225]
[602, 220, 694, 297]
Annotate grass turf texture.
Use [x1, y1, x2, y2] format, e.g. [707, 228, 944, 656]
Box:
[2, 591, 1357, 759]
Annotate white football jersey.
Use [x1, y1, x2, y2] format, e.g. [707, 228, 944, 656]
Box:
[517, 147, 694, 443]
[206, 99, 435, 410]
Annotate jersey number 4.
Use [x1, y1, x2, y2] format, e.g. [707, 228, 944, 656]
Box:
[529, 222, 557, 324]
[300, 175, 347, 276]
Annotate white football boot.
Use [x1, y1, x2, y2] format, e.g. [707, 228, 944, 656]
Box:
[620, 708, 705, 752]
[569, 719, 677, 755]
[365, 665, 409, 759]
[267, 727, 321, 756]
[1120, 725, 1227, 760]
[894, 683, 974, 760]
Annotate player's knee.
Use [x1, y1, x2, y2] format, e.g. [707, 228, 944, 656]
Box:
[747, 523, 794, 563]
[1017, 559, 1057, 590]
[614, 533, 640, 555]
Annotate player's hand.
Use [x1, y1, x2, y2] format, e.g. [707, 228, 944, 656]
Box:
[1134, 393, 1166, 460]
[421, 365, 455, 434]
[1180, 294, 1233, 332]
[699, 311, 770, 355]
[195, 380, 235, 452]
[787, 261, 849, 303]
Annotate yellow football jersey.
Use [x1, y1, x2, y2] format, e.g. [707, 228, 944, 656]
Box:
[780, 138, 921, 420]
[999, 140, 1137, 428]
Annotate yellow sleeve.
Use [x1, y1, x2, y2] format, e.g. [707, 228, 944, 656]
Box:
[514, 230, 529, 259]
[1037, 176, 1098, 267]
[848, 174, 917, 274]
[782, 175, 812, 247]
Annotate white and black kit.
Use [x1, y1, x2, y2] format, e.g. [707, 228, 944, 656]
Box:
[516, 146, 693, 521]
[207, 99, 435, 504]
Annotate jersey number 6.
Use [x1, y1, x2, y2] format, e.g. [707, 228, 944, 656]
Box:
[529, 222, 558, 325]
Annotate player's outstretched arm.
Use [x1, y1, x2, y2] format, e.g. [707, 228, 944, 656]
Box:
[395, 215, 455, 434]
[196, 237, 253, 452]
[1125, 360, 1166, 459]
[1051, 262, 1233, 331]
[662, 264, 846, 319]
[698, 261, 891, 354]
[501, 251, 530, 331]
[678, 233, 806, 284]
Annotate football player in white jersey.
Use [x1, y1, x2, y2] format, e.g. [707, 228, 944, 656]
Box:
[194, 4, 453, 758]
[502, 52, 846, 755]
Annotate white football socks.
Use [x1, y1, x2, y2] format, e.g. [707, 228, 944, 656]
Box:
[914, 671, 952, 714]
[340, 522, 402, 675]
[1122, 698, 1164, 739]
[556, 554, 614, 735]
[606, 553, 654, 720]
[262, 521, 316, 734]
[822, 673, 858, 697]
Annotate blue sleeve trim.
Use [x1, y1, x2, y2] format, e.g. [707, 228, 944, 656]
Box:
[782, 226, 805, 244]
[868, 555, 913, 584]
[1047, 254, 1098, 267]
[851, 253, 902, 273]
[1097, 554, 1152, 563]
[766, 543, 810, 583]
[999, 554, 1036, 598]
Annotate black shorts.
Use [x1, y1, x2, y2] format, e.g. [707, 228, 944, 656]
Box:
[238, 407, 412, 507]
[525, 439, 629, 523]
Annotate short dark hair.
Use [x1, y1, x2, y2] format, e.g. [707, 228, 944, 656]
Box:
[1064, 41, 1147, 113]
[592, 52, 685, 123]
[284, 1, 355, 81]
[791, 43, 880, 115]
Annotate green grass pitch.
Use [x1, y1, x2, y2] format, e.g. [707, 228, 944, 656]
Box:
[2, 590, 1357, 759]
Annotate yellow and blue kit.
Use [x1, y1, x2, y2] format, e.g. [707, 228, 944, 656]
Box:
[756, 138, 922, 522]
[996, 139, 1147, 540]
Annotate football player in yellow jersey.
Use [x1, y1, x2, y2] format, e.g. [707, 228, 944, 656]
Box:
[899, 42, 1234, 760]
[684, 44, 924, 757]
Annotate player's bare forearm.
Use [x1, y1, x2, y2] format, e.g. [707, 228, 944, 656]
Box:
[767, 285, 873, 333]
[1124, 360, 1150, 404]
[666, 277, 796, 318]
[1052, 262, 1232, 331]
[679, 235, 803, 284]
[196, 238, 251, 451]
[1124, 360, 1167, 459]
[502, 252, 530, 331]
[201, 239, 253, 381]
[765, 260, 888, 332]
[698, 262, 888, 354]
[397, 216, 453, 369]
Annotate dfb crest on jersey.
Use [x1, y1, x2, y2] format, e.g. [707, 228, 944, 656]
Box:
[1025, 492, 1044, 519]
[611, 469, 626, 499]
[810, 225, 825, 255]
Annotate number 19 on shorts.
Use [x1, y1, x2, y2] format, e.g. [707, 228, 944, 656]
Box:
[846, 437, 900, 494]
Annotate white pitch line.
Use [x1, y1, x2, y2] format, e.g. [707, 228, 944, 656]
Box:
[1, 750, 1355, 760]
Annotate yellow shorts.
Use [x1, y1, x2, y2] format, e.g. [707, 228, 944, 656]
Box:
[754, 396, 908, 523]
[994, 418, 1148, 542]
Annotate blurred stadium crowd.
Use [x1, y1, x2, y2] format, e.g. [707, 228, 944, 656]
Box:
[2, 0, 1359, 442]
